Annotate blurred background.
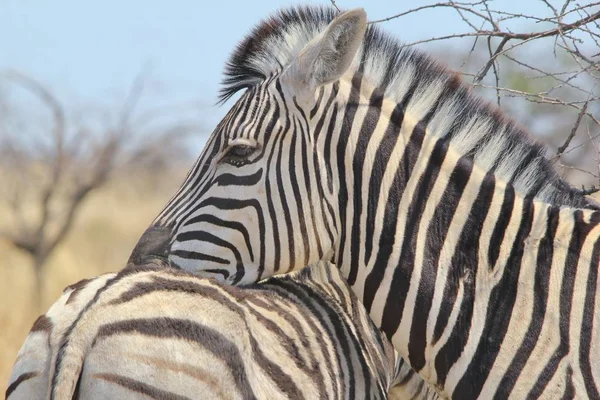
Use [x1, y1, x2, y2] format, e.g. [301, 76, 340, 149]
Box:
[1, 0, 599, 389]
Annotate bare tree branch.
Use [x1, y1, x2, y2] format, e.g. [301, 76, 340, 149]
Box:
[329, 0, 340, 12]
[0, 70, 196, 307]
[474, 36, 509, 83]
[1, 71, 67, 261]
[556, 101, 589, 156]
[372, 3, 600, 41]
[360, 0, 600, 192]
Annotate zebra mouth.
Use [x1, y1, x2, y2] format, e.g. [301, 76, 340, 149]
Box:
[128, 225, 173, 267]
[127, 254, 172, 269]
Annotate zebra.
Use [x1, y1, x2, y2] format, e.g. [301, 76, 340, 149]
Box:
[7, 260, 439, 400]
[128, 5, 600, 399]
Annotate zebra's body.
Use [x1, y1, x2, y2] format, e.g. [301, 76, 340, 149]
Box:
[131, 6, 600, 399]
[7, 260, 438, 400]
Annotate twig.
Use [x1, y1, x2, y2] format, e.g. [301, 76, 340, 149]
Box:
[474, 37, 509, 83]
[556, 101, 589, 156]
[579, 186, 600, 195]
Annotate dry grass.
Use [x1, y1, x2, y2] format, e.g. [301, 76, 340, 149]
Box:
[0, 169, 185, 393]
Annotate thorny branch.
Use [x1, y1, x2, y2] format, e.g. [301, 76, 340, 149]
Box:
[332, 0, 600, 194]
[556, 101, 589, 156]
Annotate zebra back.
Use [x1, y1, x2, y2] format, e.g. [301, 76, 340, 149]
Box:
[7, 261, 440, 399]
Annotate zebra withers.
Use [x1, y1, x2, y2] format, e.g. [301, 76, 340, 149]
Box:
[130, 6, 600, 398]
[7, 260, 438, 400]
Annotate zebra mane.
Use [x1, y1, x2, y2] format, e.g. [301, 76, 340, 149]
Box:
[221, 5, 597, 209]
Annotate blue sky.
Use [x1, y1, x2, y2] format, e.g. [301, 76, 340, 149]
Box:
[0, 0, 554, 139]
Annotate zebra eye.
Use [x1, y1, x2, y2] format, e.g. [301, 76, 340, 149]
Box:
[220, 143, 257, 166]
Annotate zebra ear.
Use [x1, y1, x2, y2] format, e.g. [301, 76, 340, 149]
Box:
[284, 8, 367, 102]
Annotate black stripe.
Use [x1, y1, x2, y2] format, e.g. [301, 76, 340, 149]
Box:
[249, 87, 272, 141]
[95, 373, 192, 400]
[335, 74, 363, 279]
[309, 86, 325, 119]
[261, 81, 286, 275]
[364, 102, 405, 265]
[496, 205, 559, 397]
[316, 95, 339, 247]
[96, 318, 256, 400]
[297, 111, 324, 260]
[264, 126, 283, 274]
[6, 371, 38, 398]
[580, 229, 600, 398]
[488, 187, 515, 269]
[288, 118, 311, 267]
[247, 331, 305, 399]
[527, 210, 593, 398]
[453, 193, 534, 399]
[183, 214, 254, 263]
[272, 82, 296, 272]
[313, 84, 338, 144]
[561, 367, 575, 400]
[348, 90, 384, 284]
[107, 274, 211, 305]
[30, 314, 53, 332]
[170, 250, 229, 265]
[235, 86, 259, 131]
[323, 91, 338, 195]
[402, 137, 452, 371]
[433, 164, 492, 384]
[213, 168, 263, 186]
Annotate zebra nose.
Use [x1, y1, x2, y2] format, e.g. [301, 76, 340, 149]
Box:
[128, 225, 172, 266]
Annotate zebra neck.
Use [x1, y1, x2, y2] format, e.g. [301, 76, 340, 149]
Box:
[419, 195, 600, 394]
[325, 78, 600, 392]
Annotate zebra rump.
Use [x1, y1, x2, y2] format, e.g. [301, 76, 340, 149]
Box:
[6, 260, 439, 400]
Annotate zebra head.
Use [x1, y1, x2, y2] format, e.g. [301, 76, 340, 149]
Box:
[130, 8, 368, 284]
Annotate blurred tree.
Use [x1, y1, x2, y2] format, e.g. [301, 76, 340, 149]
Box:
[0, 71, 198, 309]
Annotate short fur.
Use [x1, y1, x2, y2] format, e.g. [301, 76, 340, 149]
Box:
[7, 261, 440, 400]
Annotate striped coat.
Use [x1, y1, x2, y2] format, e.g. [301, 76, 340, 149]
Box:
[7, 260, 439, 399]
[128, 6, 600, 398]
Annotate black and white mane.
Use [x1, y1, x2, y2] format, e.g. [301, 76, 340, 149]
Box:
[220, 5, 597, 209]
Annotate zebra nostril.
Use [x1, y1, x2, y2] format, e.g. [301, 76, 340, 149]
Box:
[128, 225, 173, 266]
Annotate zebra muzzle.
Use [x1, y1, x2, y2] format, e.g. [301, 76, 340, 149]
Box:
[128, 225, 172, 267]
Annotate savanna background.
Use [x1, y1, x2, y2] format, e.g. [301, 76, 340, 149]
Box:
[1, 0, 599, 392]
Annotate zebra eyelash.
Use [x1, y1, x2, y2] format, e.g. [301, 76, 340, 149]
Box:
[219, 139, 261, 166]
